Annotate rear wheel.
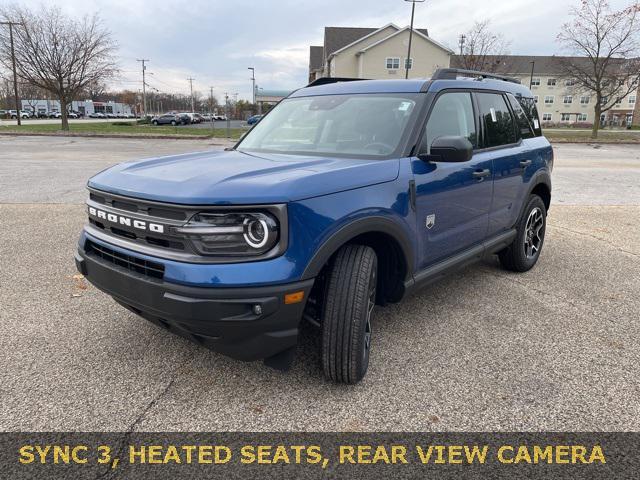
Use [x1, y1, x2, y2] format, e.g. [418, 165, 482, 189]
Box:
[321, 244, 377, 384]
[170, 120, 176, 126]
[499, 194, 547, 272]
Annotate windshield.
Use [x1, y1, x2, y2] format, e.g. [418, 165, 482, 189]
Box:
[237, 93, 421, 158]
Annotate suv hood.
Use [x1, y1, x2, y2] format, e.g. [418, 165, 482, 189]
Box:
[88, 149, 400, 204]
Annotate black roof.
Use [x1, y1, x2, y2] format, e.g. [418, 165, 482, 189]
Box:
[309, 46, 324, 70]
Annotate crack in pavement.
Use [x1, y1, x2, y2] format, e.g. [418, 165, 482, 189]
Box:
[94, 352, 196, 479]
[548, 224, 640, 258]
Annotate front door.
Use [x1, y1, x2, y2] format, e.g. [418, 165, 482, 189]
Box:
[412, 91, 493, 269]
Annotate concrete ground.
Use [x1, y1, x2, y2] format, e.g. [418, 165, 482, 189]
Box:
[0, 137, 638, 432]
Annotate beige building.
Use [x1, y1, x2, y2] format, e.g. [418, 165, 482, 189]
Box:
[450, 55, 636, 127]
[309, 29, 637, 126]
[309, 24, 453, 82]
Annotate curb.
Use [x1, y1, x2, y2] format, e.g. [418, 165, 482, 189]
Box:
[0, 131, 238, 142]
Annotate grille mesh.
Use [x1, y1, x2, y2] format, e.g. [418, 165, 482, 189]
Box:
[86, 240, 165, 279]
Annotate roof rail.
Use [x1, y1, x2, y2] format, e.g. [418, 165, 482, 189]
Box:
[306, 77, 368, 87]
[432, 68, 521, 84]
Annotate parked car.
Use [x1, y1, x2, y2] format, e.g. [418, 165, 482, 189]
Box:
[9, 110, 31, 119]
[151, 114, 181, 126]
[49, 111, 78, 119]
[88, 112, 106, 119]
[177, 113, 191, 125]
[76, 69, 552, 383]
[213, 114, 227, 121]
[247, 114, 263, 125]
[201, 114, 213, 122]
[183, 112, 202, 124]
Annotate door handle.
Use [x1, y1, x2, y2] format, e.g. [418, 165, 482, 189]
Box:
[520, 160, 532, 168]
[472, 169, 491, 180]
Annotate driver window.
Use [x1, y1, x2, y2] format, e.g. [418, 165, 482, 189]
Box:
[421, 92, 477, 154]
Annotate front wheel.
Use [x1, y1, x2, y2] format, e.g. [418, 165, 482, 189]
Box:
[321, 244, 377, 384]
[170, 120, 176, 126]
[499, 194, 547, 272]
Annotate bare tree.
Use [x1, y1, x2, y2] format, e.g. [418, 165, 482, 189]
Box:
[558, 0, 640, 138]
[84, 80, 108, 101]
[19, 81, 46, 115]
[0, 4, 118, 130]
[458, 20, 511, 72]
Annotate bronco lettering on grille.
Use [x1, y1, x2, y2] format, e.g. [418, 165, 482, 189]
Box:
[88, 206, 165, 233]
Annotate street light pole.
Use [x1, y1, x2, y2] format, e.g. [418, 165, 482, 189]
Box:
[1, 21, 23, 126]
[187, 77, 195, 112]
[529, 61, 536, 89]
[248, 67, 255, 106]
[404, 0, 425, 80]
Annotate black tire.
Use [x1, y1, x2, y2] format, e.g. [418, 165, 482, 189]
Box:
[152, 120, 158, 126]
[170, 120, 176, 126]
[499, 194, 547, 272]
[321, 244, 377, 384]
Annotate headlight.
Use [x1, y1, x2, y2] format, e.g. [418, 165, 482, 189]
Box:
[174, 212, 279, 256]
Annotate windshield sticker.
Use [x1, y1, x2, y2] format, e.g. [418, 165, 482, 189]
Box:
[398, 102, 412, 111]
[490, 108, 497, 122]
[533, 119, 540, 129]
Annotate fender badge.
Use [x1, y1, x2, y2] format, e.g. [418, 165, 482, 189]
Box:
[426, 214, 436, 229]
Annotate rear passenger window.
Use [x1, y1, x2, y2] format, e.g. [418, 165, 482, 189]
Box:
[477, 93, 517, 148]
[507, 94, 535, 139]
[514, 96, 542, 137]
[422, 92, 477, 153]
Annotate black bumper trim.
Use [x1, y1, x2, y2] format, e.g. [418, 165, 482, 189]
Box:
[75, 247, 314, 361]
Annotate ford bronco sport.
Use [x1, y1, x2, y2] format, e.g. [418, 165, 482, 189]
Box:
[76, 69, 553, 384]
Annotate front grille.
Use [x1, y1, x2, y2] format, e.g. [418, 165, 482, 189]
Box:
[86, 240, 165, 279]
[87, 191, 190, 254]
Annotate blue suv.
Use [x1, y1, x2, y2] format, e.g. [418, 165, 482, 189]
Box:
[76, 69, 552, 383]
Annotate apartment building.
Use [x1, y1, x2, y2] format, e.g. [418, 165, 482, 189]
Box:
[309, 24, 453, 82]
[309, 28, 637, 126]
[451, 55, 636, 126]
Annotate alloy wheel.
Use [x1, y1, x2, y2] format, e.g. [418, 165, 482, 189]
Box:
[524, 207, 544, 259]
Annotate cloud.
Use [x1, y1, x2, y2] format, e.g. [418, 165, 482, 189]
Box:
[12, 0, 637, 100]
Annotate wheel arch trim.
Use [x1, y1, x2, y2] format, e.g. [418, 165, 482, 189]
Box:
[300, 215, 414, 281]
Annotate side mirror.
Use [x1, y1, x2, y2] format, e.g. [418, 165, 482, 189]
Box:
[418, 136, 473, 163]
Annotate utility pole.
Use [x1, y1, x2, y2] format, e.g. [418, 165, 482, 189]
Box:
[224, 92, 230, 138]
[459, 34, 466, 56]
[187, 77, 195, 112]
[136, 59, 149, 117]
[404, 0, 425, 79]
[1, 21, 23, 126]
[248, 67, 255, 107]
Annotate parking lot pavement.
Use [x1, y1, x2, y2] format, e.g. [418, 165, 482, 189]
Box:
[0, 136, 230, 204]
[0, 137, 639, 432]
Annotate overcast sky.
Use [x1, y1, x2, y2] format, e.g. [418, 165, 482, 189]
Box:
[12, 0, 634, 101]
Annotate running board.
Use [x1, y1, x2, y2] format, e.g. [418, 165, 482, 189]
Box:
[404, 229, 516, 295]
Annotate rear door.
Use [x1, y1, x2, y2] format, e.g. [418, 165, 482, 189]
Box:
[473, 92, 530, 236]
[412, 91, 493, 269]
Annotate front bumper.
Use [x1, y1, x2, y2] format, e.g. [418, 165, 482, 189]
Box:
[75, 240, 314, 362]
